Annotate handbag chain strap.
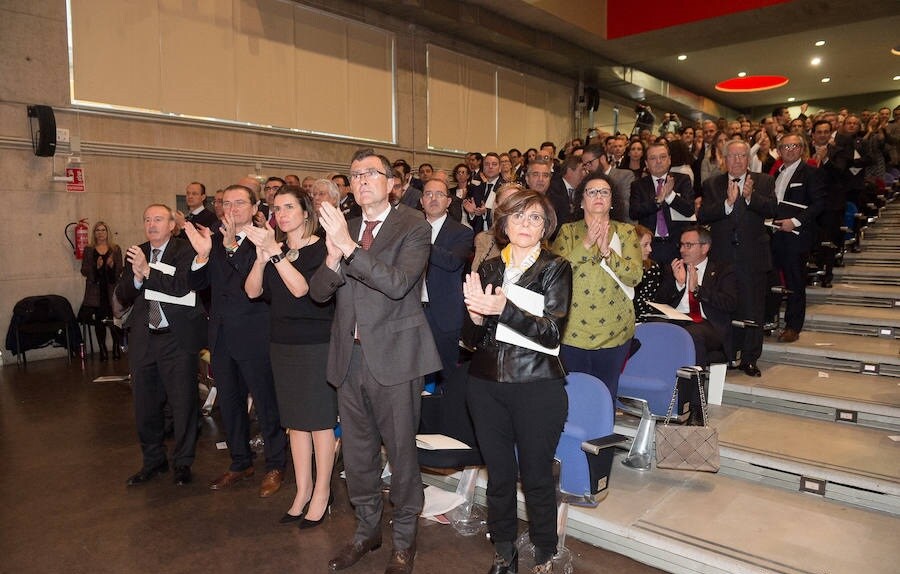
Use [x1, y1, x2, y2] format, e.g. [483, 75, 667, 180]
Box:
[662, 379, 679, 427]
[662, 367, 711, 427]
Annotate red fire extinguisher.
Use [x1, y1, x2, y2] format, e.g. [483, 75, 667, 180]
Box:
[65, 218, 90, 260]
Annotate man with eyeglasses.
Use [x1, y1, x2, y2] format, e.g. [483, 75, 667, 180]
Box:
[698, 140, 776, 377]
[580, 143, 635, 222]
[310, 149, 441, 574]
[655, 225, 737, 422]
[183, 184, 288, 497]
[768, 134, 825, 343]
[256, 176, 285, 226]
[466, 152, 506, 233]
[419, 179, 474, 379]
[629, 143, 695, 267]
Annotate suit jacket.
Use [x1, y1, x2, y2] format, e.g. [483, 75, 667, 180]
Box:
[654, 259, 737, 348]
[186, 208, 219, 231]
[466, 177, 506, 231]
[425, 217, 474, 334]
[340, 194, 362, 220]
[309, 204, 442, 386]
[607, 167, 635, 223]
[773, 161, 825, 250]
[629, 172, 695, 237]
[698, 172, 777, 272]
[546, 175, 577, 234]
[117, 238, 207, 366]
[190, 233, 270, 360]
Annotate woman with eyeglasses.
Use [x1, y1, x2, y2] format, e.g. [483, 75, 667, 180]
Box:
[243, 186, 337, 529]
[80, 221, 124, 361]
[462, 189, 572, 574]
[552, 171, 642, 401]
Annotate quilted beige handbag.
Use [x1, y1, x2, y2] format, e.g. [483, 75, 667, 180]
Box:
[655, 372, 720, 472]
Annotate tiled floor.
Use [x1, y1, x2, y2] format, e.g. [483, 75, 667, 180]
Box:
[0, 358, 662, 574]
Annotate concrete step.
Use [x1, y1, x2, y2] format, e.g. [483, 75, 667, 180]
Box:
[806, 283, 900, 309]
[832, 264, 900, 286]
[843, 251, 900, 266]
[759, 330, 900, 377]
[723, 362, 900, 431]
[801, 303, 900, 338]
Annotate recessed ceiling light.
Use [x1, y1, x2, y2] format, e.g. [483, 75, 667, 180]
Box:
[815, 40, 826, 47]
[894, 75, 900, 81]
[787, 97, 796, 102]
[677, 54, 687, 61]
[810, 57, 821, 66]
[737, 71, 747, 77]
[893, 46, 900, 56]
[821, 77, 831, 83]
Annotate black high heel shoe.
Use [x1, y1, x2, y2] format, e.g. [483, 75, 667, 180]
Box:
[297, 492, 334, 530]
[279, 498, 311, 524]
[487, 549, 518, 574]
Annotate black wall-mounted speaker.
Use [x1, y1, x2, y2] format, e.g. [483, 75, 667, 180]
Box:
[27, 104, 57, 157]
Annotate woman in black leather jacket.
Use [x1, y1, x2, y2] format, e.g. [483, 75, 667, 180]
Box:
[461, 189, 572, 574]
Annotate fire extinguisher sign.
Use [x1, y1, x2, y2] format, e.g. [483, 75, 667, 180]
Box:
[66, 167, 85, 192]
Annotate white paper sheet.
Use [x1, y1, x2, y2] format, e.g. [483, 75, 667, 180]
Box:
[415, 434, 472, 450]
[495, 284, 560, 356]
[144, 289, 197, 307]
[647, 301, 693, 322]
[149, 261, 176, 276]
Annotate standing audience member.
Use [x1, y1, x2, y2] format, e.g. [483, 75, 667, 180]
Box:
[699, 140, 776, 377]
[553, 172, 642, 400]
[310, 149, 442, 574]
[420, 179, 474, 378]
[178, 182, 219, 231]
[183, 184, 288, 497]
[333, 174, 362, 220]
[462, 189, 572, 574]
[119, 204, 207, 487]
[473, 183, 525, 268]
[580, 144, 635, 223]
[80, 221, 124, 361]
[243, 187, 337, 527]
[769, 134, 825, 342]
[629, 143, 695, 267]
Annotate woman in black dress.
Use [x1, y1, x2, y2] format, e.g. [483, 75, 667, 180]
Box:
[633, 224, 662, 321]
[244, 186, 336, 528]
[80, 221, 123, 360]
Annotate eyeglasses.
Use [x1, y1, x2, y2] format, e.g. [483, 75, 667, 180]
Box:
[725, 153, 749, 159]
[583, 187, 612, 198]
[349, 168, 387, 181]
[526, 171, 551, 179]
[222, 200, 251, 209]
[263, 185, 282, 192]
[581, 157, 599, 169]
[679, 242, 707, 249]
[779, 143, 803, 150]
[646, 154, 669, 162]
[509, 212, 546, 227]
[422, 191, 449, 199]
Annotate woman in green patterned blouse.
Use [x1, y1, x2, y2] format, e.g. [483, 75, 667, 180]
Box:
[552, 171, 643, 399]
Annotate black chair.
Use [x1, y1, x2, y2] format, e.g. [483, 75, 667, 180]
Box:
[6, 295, 81, 367]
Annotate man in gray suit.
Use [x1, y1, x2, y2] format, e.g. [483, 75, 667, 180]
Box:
[311, 148, 442, 574]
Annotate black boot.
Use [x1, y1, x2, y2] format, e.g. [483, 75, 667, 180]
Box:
[95, 323, 108, 361]
[111, 327, 122, 359]
[488, 541, 518, 574]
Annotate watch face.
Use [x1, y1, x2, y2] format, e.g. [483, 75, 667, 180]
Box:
[286, 249, 299, 262]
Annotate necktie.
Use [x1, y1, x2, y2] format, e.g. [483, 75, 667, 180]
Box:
[148, 248, 163, 328]
[655, 178, 669, 237]
[361, 220, 381, 250]
[688, 289, 703, 323]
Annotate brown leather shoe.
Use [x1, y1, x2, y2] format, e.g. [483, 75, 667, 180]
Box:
[259, 469, 284, 498]
[208, 467, 255, 490]
[778, 328, 800, 343]
[384, 545, 416, 574]
[328, 536, 382, 571]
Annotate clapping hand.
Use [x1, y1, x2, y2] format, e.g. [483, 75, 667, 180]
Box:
[742, 176, 754, 201]
[463, 272, 506, 324]
[671, 258, 687, 286]
[243, 222, 282, 259]
[125, 245, 149, 281]
[726, 179, 739, 207]
[181, 220, 213, 260]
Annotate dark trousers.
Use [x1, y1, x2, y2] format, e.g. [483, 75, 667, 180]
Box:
[682, 320, 724, 368]
[425, 307, 462, 376]
[338, 344, 424, 550]
[560, 340, 631, 401]
[467, 376, 567, 557]
[211, 329, 286, 472]
[733, 266, 767, 364]
[816, 209, 844, 282]
[132, 331, 198, 468]
[651, 236, 679, 269]
[772, 235, 809, 331]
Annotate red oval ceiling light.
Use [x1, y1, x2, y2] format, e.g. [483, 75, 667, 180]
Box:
[715, 75, 789, 92]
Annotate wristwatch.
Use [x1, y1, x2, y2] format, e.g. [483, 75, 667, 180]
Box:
[269, 253, 283, 264]
[343, 246, 360, 265]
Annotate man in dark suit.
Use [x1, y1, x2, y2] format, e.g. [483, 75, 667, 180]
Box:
[770, 134, 825, 342]
[119, 204, 207, 486]
[333, 173, 362, 220]
[178, 182, 219, 232]
[546, 155, 584, 237]
[420, 178, 474, 377]
[464, 152, 506, 233]
[698, 140, 776, 377]
[655, 226, 738, 367]
[630, 143, 695, 267]
[183, 184, 287, 498]
[580, 144, 635, 221]
[310, 149, 442, 574]
[809, 120, 851, 287]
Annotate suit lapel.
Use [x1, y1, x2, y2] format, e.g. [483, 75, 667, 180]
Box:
[365, 207, 402, 257]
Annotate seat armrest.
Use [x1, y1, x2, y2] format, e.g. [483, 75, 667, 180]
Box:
[581, 433, 628, 455]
